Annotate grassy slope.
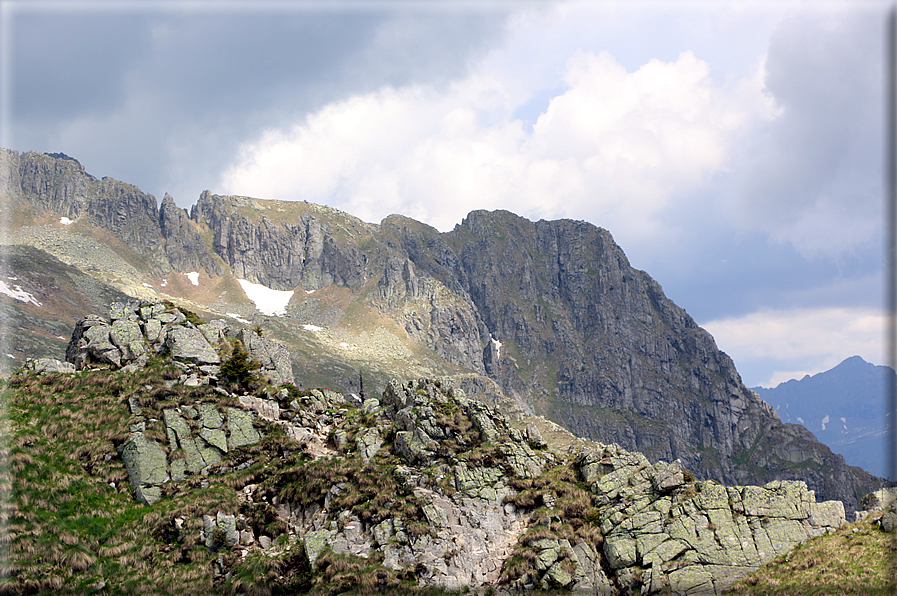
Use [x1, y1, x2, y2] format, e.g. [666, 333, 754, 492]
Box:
[1, 366, 233, 595]
[0, 362, 478, 595]
[3, 360, 895, 595]
[723, 519, 897, 595]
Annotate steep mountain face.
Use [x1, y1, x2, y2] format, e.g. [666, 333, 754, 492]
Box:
[191, 191, 371, 291]
[0, 148, 888, 512]
[0, 149, 218, 276]
[10, 151, 164, 260]
[159, 193, 223, 275]
[0, 244, 129, 372]
[754, 356, 895, 480]
[386, 211, 881, 510]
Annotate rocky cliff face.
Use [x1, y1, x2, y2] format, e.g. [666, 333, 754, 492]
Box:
[1, 149, 217, 275]
[191, 191, 370, 291]
[430, 212, 872, 507]
[2, 148, 887, 513]
[159, 194, 223, 275]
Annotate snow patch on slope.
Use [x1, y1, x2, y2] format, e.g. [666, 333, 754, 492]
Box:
[0, 281, 41, 306]
[491, 336, 503, 359]
[185, 272, 200, 286]
[237, 279, 294, 316]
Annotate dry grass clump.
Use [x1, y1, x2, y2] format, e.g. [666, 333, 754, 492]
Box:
[500, 526, 579, 587]
[726, 520, 897, 595]
[290, 549, 456, 596]
[272, 449, 431, 536]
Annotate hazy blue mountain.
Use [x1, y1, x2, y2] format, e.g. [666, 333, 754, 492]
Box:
[753, 356, 894, 479]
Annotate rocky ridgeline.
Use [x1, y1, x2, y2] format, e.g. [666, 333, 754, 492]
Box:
[19, 314, 854, 595]
[99, 366, 846, 594]
[213, 378, 847, 595]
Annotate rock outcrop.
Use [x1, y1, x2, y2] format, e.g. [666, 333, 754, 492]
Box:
[576, 449, 844, 595]
[56, 299, 295, 505]
[21, 357, 76, 374]
[63, 298, 293, 386]
[230, 328, 293, 386]
[123, 394, 267, 504]
[856, 487, 897, 532]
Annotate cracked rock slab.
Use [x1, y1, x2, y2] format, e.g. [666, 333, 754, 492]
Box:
[118, 432, 169, 504]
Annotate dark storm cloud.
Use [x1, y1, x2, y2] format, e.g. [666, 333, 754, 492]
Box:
[12, 13, 149, 122]
[731, 8, 885, 254]
[7, 4, 519, 204]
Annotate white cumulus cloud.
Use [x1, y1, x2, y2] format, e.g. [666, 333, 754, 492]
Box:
[702, 306, 884, 387]
[220, 48, 773, 244]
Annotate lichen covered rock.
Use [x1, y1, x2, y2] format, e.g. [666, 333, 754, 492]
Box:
[118, 432, 169, 504]
[164, 326, 220, 365]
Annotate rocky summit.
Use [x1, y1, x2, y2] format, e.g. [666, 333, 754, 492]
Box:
[1, 300, 861, 594]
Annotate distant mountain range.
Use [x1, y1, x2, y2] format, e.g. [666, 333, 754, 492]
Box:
[753, 356, 894, 480]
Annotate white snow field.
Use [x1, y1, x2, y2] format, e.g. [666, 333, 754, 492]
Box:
[237, 278, 294, 316]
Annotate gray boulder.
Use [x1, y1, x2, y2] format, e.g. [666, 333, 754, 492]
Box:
[23, 358, 75, 374]
[231, 328, 293, 385]
[118, 432, 169, 504]
[203, 512, 239, 551]
[227, 407, 261, 449]
[355, 428, 383, 461]
[110, 319, 147, 360]
[199, 319, 229, 345]
[861, 487, 897, 512]
[164, 326, 220, 365]
[143, 318, 163, 342]
[66, 316, 122, 369]
[881, 504, 897, 533]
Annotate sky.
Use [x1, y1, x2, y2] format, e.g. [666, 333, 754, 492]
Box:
[1, 0, 892, 388]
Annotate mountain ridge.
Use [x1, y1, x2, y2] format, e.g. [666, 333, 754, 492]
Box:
[0, 147, 888, 512]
